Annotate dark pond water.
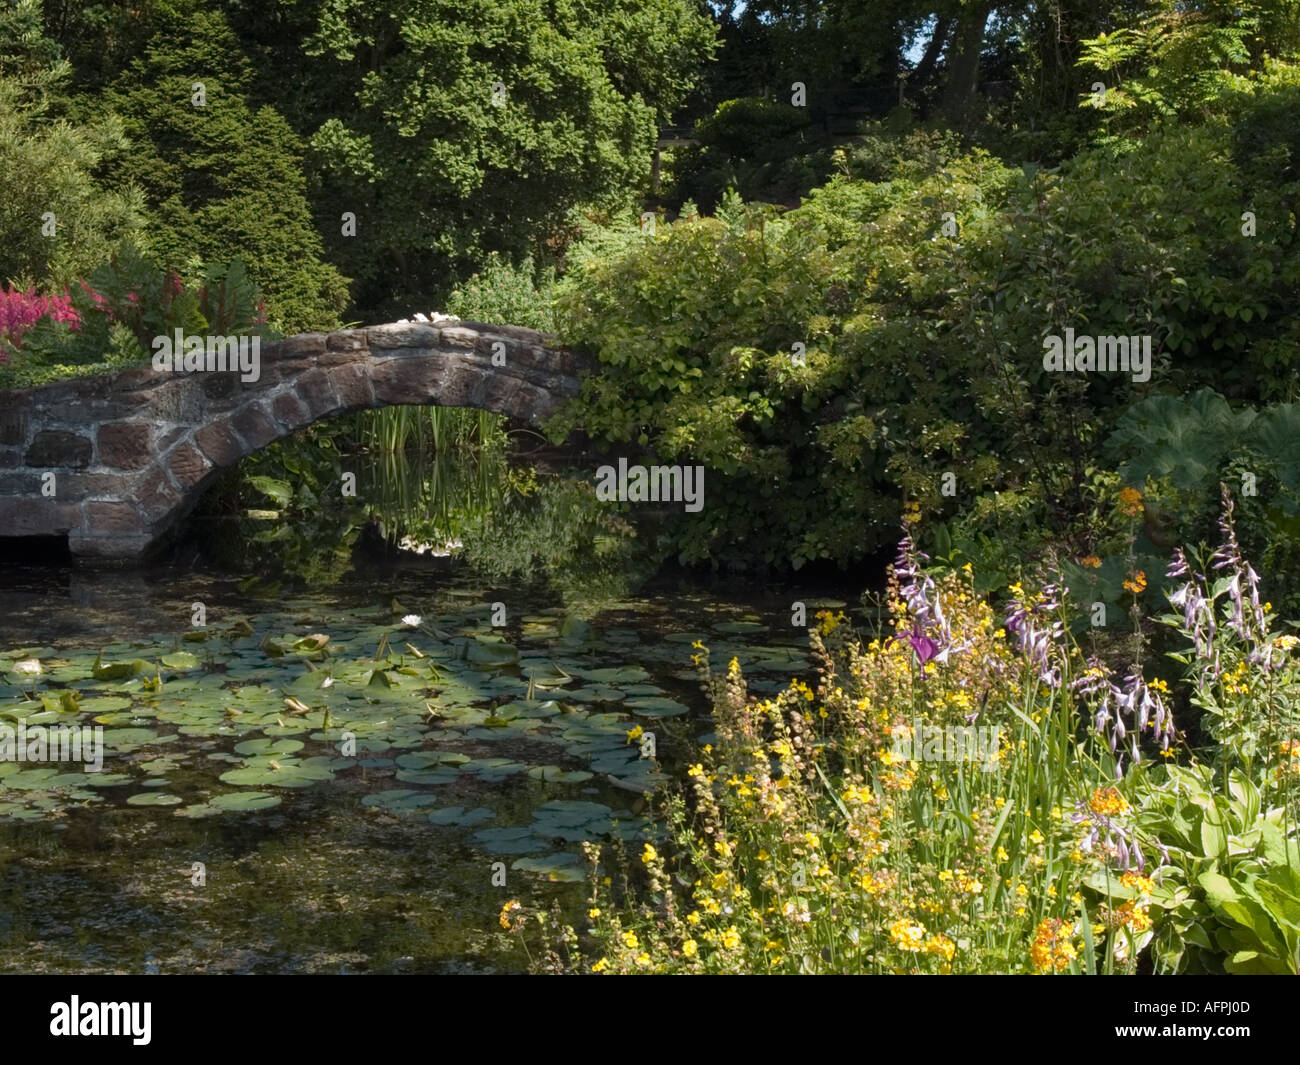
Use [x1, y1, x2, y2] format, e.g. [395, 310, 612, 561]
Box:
[0, 538, 856, 973]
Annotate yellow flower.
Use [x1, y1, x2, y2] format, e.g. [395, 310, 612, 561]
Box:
[625, 725, 643, 744]
[620, 930, 639, 949]
[1119, 486, 1144, 517]
[634, 952, 651, 967]
[1119, 871, 1155, 895]
[686, 911, 701, 926]
[641, 844, 658, 865]
[721, 927, 741, 950]
[924, 934, 956, 962]
[889, 919, 927, 953]
[591, 957, 609, 973]
[682, 939, 698, 958]
[1081, 555, 1102, 568]
[588, 908, 601, 920]
[1029, 918, 1078, 972]
[498, 899, 521, 929]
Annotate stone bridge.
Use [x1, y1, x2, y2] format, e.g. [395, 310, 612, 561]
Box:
[0, 321, 587, 560]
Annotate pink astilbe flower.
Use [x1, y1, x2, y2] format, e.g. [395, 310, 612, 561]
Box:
[0, 286, 81, 361]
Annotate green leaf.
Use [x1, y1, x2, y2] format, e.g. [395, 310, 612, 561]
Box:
[247, 476, 292, 507]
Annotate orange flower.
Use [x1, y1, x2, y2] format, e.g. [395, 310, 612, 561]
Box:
[1122, 570, 1147, 595]
[1088, 787, 1129, 817]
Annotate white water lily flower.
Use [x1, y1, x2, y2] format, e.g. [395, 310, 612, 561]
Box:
[402, 615, 422, 628]
[13, 659, 41, 676]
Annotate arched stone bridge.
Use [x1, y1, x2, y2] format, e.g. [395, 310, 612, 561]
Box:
[0, 321, 587, 560]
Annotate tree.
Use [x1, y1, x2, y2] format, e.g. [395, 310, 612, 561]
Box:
[0, 1, 143, 288]
[222, 0, 717, 317]
[91, 7, 349, 333]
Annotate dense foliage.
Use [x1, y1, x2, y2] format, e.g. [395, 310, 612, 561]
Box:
[551, 68, 1300, 575]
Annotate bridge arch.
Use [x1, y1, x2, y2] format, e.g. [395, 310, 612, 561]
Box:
[0, 321, 587, 559]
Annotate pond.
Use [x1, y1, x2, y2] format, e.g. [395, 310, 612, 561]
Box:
[0, 505, 856, 973]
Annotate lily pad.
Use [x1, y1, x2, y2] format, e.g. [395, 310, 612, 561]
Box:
[471, 825, 548, 855]
[577, 666, 651, 684]
[393, 767, 460, 785]
[160, 652, 201, 671]
[210, 790, 282, 811]
[427, 806, 495, 827]
[233, 737, 305, 757]
[3, 768, 58, 789]
[511, 852, 586, 882]
[102, 728, 167, 750]
[362, 789, 421, 809]
[219, 763, 334, 788]
[83, 773, 134, 788]
[126, 792, 183, 806]
[626, 696, 690, 718]
[527, 765, 595, 784]
[465, 638, 518, 668]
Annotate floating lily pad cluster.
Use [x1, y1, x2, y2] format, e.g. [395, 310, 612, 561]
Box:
[0, 591, 815, 881]
[468, 800, 659, 882]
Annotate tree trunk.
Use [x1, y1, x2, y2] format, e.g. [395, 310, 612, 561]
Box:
[940, 2, 994, 124]
[912, 15, 952, 87]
